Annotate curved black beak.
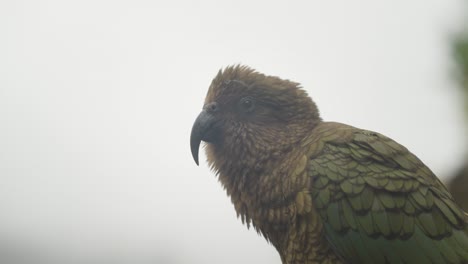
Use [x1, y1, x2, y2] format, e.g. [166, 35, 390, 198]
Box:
[190, 110, 217, 166]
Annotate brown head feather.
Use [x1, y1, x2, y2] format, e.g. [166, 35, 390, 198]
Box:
[202, 65, 321, 184]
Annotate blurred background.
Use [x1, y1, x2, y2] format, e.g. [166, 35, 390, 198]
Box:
[1, 0, 467, 263]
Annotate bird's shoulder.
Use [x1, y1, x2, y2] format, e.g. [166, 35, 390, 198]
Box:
[303, 121, 440, 188]
[300, 121, 468, 263]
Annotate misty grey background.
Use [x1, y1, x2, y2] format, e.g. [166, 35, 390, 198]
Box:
[1, 0, 467, 263]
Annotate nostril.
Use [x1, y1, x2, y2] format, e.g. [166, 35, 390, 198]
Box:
[206, 102, 219, 113]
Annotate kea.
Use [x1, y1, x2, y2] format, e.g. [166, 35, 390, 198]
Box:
[190, 65, 468, 264]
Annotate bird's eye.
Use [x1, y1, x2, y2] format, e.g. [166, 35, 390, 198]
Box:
[239, 97, 255, 113]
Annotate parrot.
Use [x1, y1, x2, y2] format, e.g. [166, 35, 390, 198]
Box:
[190, 65, 468, 264]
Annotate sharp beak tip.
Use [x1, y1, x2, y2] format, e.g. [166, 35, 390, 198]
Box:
[190, 141, 200, 166]
[190, 129, 201, 166]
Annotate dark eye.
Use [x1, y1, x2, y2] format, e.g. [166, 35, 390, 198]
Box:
[239, 97, 255, 113]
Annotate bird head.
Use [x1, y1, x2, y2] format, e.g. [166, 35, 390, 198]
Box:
[190, 65, 321, 168]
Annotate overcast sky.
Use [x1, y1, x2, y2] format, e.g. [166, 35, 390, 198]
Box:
[1, 0, 467, 263]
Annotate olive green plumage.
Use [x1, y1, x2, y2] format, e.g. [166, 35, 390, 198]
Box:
[308, 122, 468, 263]
[190, 65, 468, 264]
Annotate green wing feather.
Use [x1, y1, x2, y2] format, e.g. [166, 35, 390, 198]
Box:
[308, 122, 468, 264]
